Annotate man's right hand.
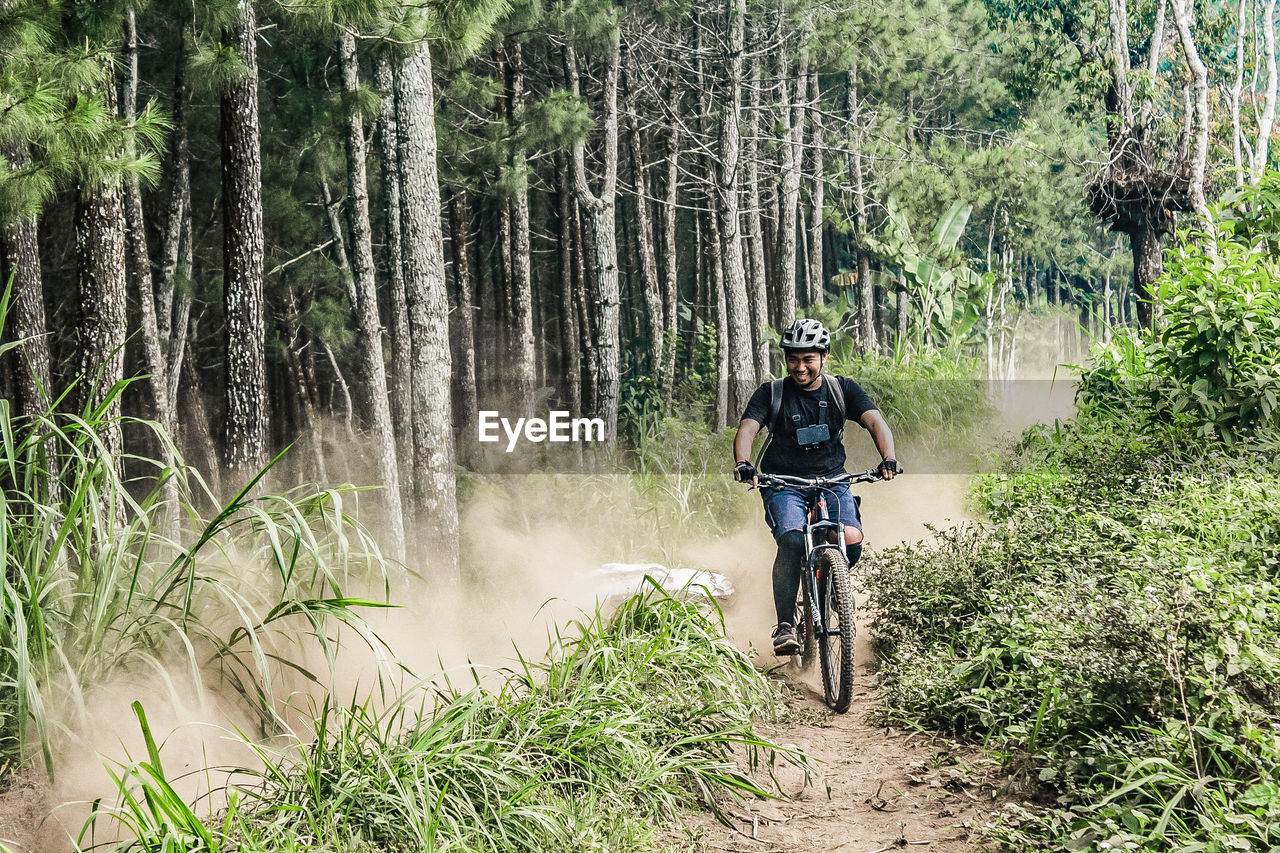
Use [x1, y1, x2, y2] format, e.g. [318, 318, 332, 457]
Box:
[734, 461, 759, 486]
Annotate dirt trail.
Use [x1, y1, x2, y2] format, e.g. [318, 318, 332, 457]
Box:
[685, 621, 1004, 853]
[681, 473, 1007, 852]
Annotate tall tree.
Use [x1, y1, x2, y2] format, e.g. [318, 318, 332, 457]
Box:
[623, 58, 663, 389]
[806, 69, 824, 308]
[122, 10, 177, 510]
[845, 67, 877, 354]
[339, 31, 405, 561]
[717, 0, 756, 416]
[447, 189, 479, 460]
[566, 30, 623, 454]
[1, 143, 51, 420]
[396, 37, 460, 578]
[221, 0, 269, 483]
[502, 37, 536, 416]
[744, 42, 770, 376]
[72, 49, 128, 458]
[374, 55, 414, 504]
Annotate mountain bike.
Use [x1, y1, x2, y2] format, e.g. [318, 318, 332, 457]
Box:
[755, 470, 881, 713]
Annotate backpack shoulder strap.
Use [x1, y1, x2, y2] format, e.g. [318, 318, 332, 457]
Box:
[824, 374, 846, 422]
[767, 378, 786, 435]
[825, 375, 846, 440]
[755, 378, 787, 469]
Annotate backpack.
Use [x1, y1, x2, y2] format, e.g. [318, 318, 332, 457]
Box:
[754, 374, 846, 468]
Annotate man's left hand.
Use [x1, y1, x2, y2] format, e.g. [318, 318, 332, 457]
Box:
[877, 458, 902, 480]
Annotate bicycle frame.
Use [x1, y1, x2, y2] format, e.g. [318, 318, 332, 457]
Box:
[756, 470, 879, 648]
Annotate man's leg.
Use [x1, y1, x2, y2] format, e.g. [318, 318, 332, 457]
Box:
[834, 483, 864, 568]
[762, 487, 807, 654]
[844, 525, 863, 567]
[772, 529, 806, 626]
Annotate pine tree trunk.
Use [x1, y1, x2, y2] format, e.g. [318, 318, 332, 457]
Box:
[375, 56, 414, 506]
[283, 286, 328, 483]
[157, 24, 190, 346]
[180, 316, 222, 502]
[221, 0, 268, 486]
[574, 197, 598, 418]
[448, 190, 479, 461]
[504, 39, 536, 416]
[396, 40, 460, 578]
[73, 64, 128, 459]
[340, 32, 405, 561]
[775, 43, 804, 326]
[624, 64, 664, 387]
[1, 143, 52, 420]
[497, 196, 512, 389]
[718, 0, 756, 416]
[660, 86, 680, 398]
[123, 11, 177, 508]
[709, 209, 729, 430]
[477, 205, 498, 407]
[847, 68, 878, 354]
[806, 69, 824, 308]
[168, 214, 194, 421]
[566, 36, 622, 453]
[555, 152, 583, 421]
[745, 47, 770, 376]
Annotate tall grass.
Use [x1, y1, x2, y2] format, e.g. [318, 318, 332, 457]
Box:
[89, 583, 803, 852]
[1, 302, 389, 776]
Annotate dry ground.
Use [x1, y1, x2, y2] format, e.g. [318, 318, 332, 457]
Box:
[683, 666, 1009, 853]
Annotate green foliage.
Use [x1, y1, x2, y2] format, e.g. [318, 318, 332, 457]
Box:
[89, 586, 803, 852]
[865, 177, 1280, 850]
[1153, 236, 1280, 441]
[869, 419, 1280, 850]
[1078, 177, 1280, 444]
[865, 198, 994, 348]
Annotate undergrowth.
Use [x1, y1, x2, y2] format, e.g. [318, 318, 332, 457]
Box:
[88, 584, 802, 852]
[0, 289, 389, 777]
[865, 185, 1280, 852]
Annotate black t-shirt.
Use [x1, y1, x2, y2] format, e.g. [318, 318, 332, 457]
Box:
[740, 376, 877, 476]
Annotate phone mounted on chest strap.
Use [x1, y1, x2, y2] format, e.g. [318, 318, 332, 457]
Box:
[754, 375, 847, 467]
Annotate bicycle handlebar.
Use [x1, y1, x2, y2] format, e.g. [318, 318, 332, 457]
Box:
[754, 469, 884, 489]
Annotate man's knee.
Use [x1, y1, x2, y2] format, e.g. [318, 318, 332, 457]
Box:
[843, 526, 863, 545]
[778, 529, 805, 552]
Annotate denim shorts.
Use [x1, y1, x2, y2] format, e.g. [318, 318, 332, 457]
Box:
[761, 482, 862, 541]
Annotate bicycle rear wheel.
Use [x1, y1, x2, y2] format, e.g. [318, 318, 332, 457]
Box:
[815, 547, 856, 712]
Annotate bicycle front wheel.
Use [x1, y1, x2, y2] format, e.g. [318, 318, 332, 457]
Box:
[815, 547, 856, 712]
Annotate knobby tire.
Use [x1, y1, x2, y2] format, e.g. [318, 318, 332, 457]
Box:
[815, 547, 856, 712]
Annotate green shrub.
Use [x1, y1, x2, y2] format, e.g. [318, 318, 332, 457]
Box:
[866, 414, 1280, 851]
[1078, 182, 1280, 446]
[90, 586, 802, 852]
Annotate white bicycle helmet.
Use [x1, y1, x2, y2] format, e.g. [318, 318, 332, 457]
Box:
[780, 318, 830, 352]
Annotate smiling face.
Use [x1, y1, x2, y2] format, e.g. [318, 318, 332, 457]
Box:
[784, 350, 827, 390]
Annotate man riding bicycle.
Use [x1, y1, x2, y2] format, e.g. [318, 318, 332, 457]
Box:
[732, 318, 901, 656]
